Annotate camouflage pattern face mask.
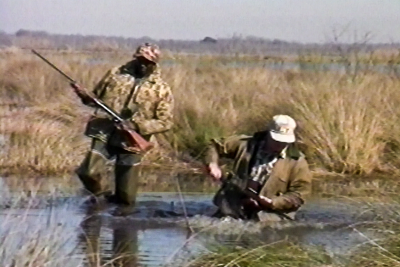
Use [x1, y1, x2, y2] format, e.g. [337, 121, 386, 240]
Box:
[123, 58, 155, 78]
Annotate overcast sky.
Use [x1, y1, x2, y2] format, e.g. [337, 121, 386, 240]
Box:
[1, 0, 399, 43]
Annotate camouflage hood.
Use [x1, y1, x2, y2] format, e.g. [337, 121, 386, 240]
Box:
[145, 64, 163, 84]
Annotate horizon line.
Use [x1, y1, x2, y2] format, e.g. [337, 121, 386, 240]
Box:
[2, 28, 400, 46]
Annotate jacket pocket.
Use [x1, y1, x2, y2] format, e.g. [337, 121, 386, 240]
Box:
[262, 174, 289, 197]
[84, 117, 115, 141]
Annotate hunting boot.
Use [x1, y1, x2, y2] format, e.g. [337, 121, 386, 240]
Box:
[75, 145, 112, 205]
[111, 155, 142, 216]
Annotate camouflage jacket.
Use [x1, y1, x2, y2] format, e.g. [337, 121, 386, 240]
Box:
[84, 64, 174, 146]
[204, 131, 312, 215]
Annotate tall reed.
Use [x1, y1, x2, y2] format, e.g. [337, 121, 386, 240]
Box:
[1, 48, 400, 176]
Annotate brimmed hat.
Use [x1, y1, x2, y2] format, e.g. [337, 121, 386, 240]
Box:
[268, 115, 296, 143]
[133, 43, 161, 63]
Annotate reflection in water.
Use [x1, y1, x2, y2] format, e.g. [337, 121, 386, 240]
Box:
[79, 206, 103, 266]
[76, 201, 207, 267]
[73, 196, 378, 267]
[79, 205, 139, 267]
[113, 226, 138, 267]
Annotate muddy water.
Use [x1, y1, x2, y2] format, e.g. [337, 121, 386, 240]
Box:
[0, 177, 388, 267]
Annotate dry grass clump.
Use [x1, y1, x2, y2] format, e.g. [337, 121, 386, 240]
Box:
[283, 73, 391, 174]
[1, 49, 400, 176]
[184, 240, 333, 267]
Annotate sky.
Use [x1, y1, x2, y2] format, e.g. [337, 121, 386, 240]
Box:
[1, 0, 399, 43]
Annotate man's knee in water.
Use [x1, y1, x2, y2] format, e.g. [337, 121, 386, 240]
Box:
[75, 150, 110, 179]
[75, 165, 102, 181]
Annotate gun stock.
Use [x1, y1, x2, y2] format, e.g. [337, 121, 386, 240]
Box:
[121, 127, 154, 153]
[31, 49, 153, 154]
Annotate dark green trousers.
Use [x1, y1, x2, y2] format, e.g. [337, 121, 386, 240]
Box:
[76, 139, 142, 206]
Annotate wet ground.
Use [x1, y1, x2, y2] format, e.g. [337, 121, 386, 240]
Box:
[0, 177, 392, 267]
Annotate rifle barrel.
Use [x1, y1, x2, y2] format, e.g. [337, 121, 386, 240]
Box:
[92, 99, 124, 122]
[31, 49, 76, 83]
[31, 49, 125, 123]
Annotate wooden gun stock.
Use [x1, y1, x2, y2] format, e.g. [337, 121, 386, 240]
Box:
[120, 126, 154, 153]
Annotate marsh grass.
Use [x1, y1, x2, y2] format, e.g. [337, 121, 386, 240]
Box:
[185, 240, 333, 267]
[341, 197, 400, 267]
[1, 48, 400, 177]
[167, 59, 400, 176]
[348, 228, 400, 267]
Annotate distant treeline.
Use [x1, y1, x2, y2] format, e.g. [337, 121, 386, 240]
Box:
[1, 29, 400, 56]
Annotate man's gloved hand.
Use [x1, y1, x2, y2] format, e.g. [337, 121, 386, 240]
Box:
[70, 83, 85, 97]
[70, 83, 94, 104]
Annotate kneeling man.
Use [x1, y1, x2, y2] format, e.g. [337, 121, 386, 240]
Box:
[204, 115, 312, 221]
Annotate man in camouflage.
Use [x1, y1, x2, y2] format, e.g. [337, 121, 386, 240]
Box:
[205, 115, 312, 221]
[73, 43, 174, 216]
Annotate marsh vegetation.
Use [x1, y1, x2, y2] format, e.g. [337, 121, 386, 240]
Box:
[1, 33, 400, 266]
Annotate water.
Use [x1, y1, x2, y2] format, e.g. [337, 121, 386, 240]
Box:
[0, 177, 390, 267]
[76, 196, 211, 267]
[84, 57, 400, 75]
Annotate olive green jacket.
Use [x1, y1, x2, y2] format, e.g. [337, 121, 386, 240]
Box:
[204, 131, 312, 214]
[84, 63, 174, 146]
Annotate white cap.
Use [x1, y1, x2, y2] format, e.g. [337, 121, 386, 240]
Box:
[268, 115, 296, 143]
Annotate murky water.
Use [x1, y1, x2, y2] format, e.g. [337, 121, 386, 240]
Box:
[0, 177, 390, 267]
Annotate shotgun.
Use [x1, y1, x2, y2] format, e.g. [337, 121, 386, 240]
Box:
[31, 49, 153, 153]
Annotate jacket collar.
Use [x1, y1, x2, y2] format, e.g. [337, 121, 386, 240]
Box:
[145, 64, 161, 84]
